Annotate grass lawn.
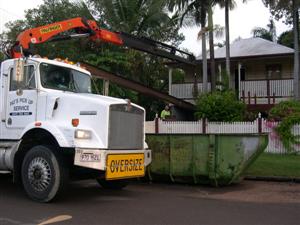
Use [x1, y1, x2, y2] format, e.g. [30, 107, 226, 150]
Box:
[244, 153, 300, 178]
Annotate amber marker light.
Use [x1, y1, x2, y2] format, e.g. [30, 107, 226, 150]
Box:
[72, 118, 79, 127]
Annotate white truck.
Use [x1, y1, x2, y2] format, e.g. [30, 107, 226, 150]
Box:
[0, 56, 151, 202]
[0, 16, 194, 202]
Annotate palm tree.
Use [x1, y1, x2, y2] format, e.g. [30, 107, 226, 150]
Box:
[207, 2, 225, 91]
[88, 0, 181, 42]
[86, 0, 185, 115]
[208, 2, 216, 91]
[224, 0, 233, 89]
[252, 27, 273, 41]
[168, 0, 210, 93]
[251, 19, 277, 42]
[216, 0, 236, 90]
[217, 0, 248, 90]
[88, 0, 183, 75]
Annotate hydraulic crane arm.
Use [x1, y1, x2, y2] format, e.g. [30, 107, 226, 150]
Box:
[118, 32, 195, 65]
[10, 17, 123, 58]
[10, 17, 195, 65]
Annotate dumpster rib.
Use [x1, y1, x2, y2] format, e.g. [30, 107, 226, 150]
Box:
[192, 135, 197, 184]
[168, 135, 175, 182]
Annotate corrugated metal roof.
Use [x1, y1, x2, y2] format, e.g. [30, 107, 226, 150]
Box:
[197, 37, 294, 60]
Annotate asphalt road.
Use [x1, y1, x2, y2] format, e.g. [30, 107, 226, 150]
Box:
[0, 173, 299, 225]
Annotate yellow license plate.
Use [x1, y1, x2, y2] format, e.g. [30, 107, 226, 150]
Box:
[106, 153, 145, 180]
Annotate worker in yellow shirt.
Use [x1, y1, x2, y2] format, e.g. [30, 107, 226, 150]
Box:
[160, 105, 171, 120]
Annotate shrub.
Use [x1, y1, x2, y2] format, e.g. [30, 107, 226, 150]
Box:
[195, 90, 246, 122]
[268, 100, 300, 152]
[269, 100, 300, 121]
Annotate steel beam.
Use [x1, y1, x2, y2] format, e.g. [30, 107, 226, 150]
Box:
[82, 62, 195, 111]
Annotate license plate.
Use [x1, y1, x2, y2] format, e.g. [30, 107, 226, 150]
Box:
[80, 152, 101, 162]
[106, 153, 145, 180]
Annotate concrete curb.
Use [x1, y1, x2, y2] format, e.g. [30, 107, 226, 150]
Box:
[245, 176, 300, 183]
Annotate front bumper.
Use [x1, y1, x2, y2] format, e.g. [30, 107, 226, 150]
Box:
[74, 148, 152, 171]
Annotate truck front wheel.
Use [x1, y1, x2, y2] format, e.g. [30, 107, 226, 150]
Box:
[21, 145, 68, 202]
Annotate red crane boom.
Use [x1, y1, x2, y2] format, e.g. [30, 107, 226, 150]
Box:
[10, 17, 195, 65]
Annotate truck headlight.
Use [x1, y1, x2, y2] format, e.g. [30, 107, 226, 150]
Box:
[75, 129, 92, 139]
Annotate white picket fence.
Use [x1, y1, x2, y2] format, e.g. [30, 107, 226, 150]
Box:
[145, 119, 300, 154]
[158, 120, 203, 133]
[207, 121, 258, 133]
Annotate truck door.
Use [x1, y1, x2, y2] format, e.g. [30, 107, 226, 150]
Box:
[6, 63, 38, 132]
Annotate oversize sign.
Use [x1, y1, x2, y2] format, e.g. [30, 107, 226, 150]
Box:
[106, 154, 145, 180]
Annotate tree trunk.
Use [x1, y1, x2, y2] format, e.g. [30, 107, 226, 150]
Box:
[202, 29, 208, 93]
[208, 4, 216, 92]
[225, 0, 232, 89]
[293, 0, 300, 100]
[201, 12, 208, 93]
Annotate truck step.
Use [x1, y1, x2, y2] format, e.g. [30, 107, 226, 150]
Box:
[0, 141, 17, 149]
[0, 171, 11, 174]
[0, 141, 19, 170]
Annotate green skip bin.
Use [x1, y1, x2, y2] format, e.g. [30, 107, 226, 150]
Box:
[146, 134, 268, 186]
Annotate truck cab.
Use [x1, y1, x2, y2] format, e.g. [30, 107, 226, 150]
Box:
[0, 56, 151, 202]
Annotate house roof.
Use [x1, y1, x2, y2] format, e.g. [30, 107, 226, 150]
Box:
[197, 37, 294, 60]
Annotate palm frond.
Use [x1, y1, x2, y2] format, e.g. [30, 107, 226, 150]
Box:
[213, 24, 225, 39]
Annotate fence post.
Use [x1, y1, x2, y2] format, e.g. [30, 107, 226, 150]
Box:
[258, 113, 262, 133]
[242, 90, 245, 103]
[155, 114, 159, 134]
[202, 118, 206, 134]
[248, 91, 251, 105]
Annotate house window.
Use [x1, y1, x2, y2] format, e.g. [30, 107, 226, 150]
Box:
[266, 64, 282, 80]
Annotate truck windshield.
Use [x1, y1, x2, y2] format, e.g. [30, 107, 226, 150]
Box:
[40, 63, 91, 93]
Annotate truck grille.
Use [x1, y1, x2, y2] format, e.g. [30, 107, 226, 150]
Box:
[108, 104, 144, 149]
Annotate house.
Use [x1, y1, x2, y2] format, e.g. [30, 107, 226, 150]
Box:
[169, 37, 294, 112]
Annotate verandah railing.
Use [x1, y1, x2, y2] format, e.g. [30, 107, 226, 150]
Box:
[170, 79, 293, 104]
[240, 79, 293, 104]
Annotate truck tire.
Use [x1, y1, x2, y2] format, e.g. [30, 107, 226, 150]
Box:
[21, 145, 68, 202]
[96, 179, 128, 190]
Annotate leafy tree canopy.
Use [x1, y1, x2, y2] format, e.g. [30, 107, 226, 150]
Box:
[88, 0, 184, 46]
[251, 19, 276, 42]
[0, 0, 185, 120]
[1, 0, 94, 59]
[252, 27, 273, 41]
[278, 29, 294, 48]
[262, 0, 294, 24]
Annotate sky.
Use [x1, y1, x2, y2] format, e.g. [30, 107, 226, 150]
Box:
[0, 0, 291, 56]
[180, 0, 291, 55]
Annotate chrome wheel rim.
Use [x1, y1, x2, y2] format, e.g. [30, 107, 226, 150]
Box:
[28, 157, 52, 192]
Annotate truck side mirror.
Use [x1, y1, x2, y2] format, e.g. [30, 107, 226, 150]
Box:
[12, 58, 25, 94]
[13, 58, 25, 82]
